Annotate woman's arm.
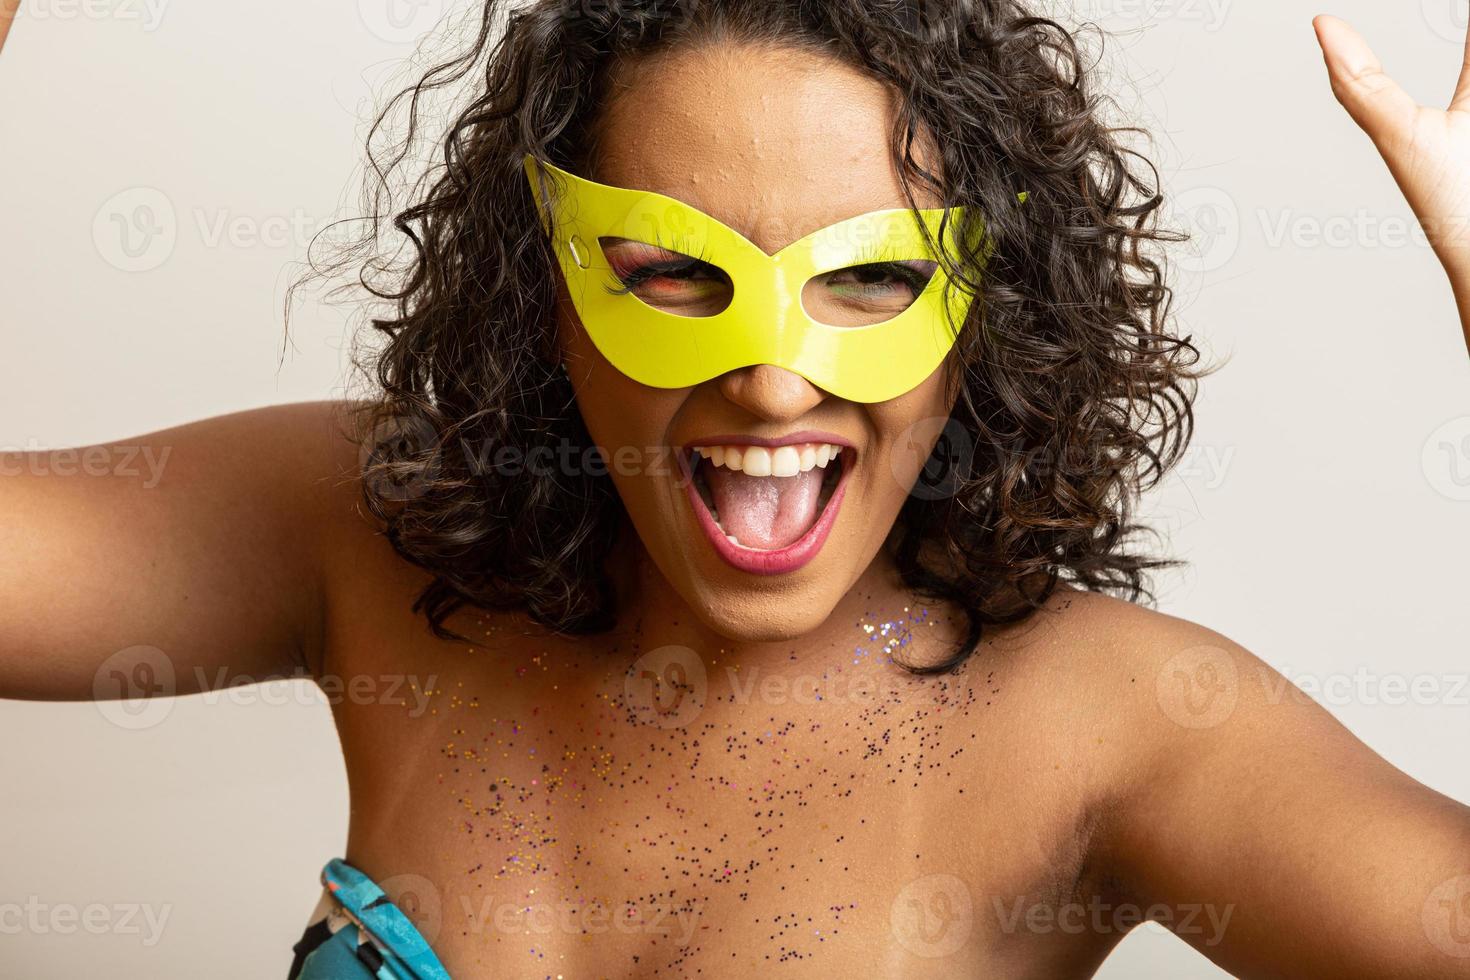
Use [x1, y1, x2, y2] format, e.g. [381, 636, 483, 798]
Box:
[0, 13, 361, 700]
[1083, 21, 1470, 975]
[0, 402, 359, 701]
[1316, 15, 1470, 357]
[1091, 608, 1470, 977]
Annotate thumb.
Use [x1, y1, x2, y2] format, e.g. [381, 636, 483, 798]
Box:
[1313, 15, 1417, 148]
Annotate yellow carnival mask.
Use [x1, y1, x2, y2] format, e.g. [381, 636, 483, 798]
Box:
[523, 154, 991, 404]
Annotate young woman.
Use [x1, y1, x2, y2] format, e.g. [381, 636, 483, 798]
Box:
[3, 2, 1468, 977]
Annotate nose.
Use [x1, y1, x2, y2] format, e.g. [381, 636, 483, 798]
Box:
[717, 364, 828, 424]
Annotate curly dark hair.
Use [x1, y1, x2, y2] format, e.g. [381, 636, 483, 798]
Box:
[303, 0, 1207, 673]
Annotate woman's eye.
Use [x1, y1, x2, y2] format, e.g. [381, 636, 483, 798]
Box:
[802, 260, 940, 327]
[599, 238, 733, 316]
[625, 259, 718, 287]
[592, 239, 938, 326]
[821, 261, 937, 302]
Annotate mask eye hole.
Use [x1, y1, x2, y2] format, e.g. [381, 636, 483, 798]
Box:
[801, 259, 940, 327]
[597, 237, 734, 318]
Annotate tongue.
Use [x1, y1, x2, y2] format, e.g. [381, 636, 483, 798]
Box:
[704, 462, 825, 550]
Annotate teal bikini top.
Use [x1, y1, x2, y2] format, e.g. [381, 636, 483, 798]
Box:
[292, 858, 450, 980]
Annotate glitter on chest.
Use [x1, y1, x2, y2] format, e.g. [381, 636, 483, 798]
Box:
[416, 605, 993, 971]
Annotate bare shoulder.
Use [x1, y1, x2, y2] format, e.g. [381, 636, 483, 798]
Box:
[156, 398, 367, 502]
[1007, 596, 1470, 976]
[977, 586, 1367, 802]
[989, 584, 1223, 664]
[185, 398, 378, 551]
[0, 399, 384, 699]
[231, 398, 368, 489]
[178, 399, 419, 671]
[1003, 584, 1389, 743]
[980, 585, 1242, 723]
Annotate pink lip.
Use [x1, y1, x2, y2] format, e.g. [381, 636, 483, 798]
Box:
[677, 440, 853, 576]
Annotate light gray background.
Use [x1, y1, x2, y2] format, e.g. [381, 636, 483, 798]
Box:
[2, 1, 1467, 976]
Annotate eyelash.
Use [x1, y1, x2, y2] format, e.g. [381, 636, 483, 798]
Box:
[842, 241, 939, 293]
[601, 237, 940, 296]
[601, 232, 714, 297]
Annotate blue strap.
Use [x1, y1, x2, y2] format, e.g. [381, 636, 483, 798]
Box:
[319, 858, 452, 980]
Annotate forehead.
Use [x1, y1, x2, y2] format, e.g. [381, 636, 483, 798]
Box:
[589, 42, 941, 254]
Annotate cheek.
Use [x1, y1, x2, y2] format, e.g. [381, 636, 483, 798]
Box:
[560, 310, 684, 494]
[866, 367, 958, 499]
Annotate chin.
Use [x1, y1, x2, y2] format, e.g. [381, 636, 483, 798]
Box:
[682, 584, 845, 646]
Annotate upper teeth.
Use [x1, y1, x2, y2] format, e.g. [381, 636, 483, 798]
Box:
[691, 443, 844, 478]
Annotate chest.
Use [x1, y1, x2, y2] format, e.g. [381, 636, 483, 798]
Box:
[327, 636, 1110, 977]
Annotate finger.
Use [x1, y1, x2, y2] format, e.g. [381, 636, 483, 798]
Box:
[1313, 15, 1418, 144]
[0, 0, 18, 58]
[1454, 5, 1470, 110]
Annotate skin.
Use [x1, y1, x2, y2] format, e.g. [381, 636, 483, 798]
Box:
[0, 1, 16, 58]
[560, 42, 955, 646]
[1314, 15, 1470, 355]
[2, 12, 1469, 980]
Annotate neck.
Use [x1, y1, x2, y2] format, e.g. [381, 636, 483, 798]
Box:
[602, 523, 965, 676]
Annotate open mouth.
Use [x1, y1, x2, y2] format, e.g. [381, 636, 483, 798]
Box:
[679, 438, 852, 575]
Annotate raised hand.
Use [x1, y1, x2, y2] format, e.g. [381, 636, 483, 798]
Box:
[1315, 14, 1470, 355]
